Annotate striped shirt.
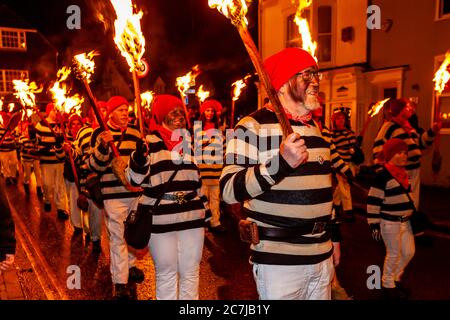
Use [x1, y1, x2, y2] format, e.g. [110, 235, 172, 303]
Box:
[74, 125, 95, 186]
[194, 127, 225, 186]
[88, 123, 142, 200]
[0, 126, 16, 152]
[35, 121, 64, 164]
[220, 108, 336, 266]
[332, 129, 357, 163]
[127, 131, 211, 233]
[367, 167, 414, 225]
[373, 121, 434, 171]
[19, 135, 39, 161]
[321, 125, 351, 175]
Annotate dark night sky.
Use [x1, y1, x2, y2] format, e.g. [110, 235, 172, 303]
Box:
[0, 0, 259, 112]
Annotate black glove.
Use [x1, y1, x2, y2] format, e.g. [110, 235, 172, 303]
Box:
[55, 134, 64, 147]
[369, 223, 381, 241]
[133, 139, 148, 165]
[28, 125, 37, 140]
[345, 169, 354, 185]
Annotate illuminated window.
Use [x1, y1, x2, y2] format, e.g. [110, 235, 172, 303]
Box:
[0, 70, 29, 93]
[0, 28, 26, 50]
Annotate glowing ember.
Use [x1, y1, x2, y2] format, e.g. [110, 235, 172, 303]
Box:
[13, 79, 43, 108]
[433, 51, 450, 95]
[208, 0, 249, 26]
[176, 65, 200, 95]
[196, 85, 210, 103]
[73, 51, 99, 83]
[292, 0, 317, 62]
[141, 91, 154, 112]
[110, 0, 146, 72]
[368, 98, 390, 118]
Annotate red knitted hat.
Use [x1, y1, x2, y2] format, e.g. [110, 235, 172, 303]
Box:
[97, 100, 108, 111]
[46, 103, 55, 116]
[200, 99, 222, 115]
[383, 138, 408, 162]
[68, 114, 83, 127]
[107, 96, 128, 114]
[263, 47, 318, 91]
[151, 95, 184, 125]
[389, 98, 409, 117]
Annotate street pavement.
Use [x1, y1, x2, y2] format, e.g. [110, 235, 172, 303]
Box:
[1, 172, 450, 300]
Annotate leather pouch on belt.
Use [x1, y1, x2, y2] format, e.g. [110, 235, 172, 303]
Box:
[238, 220, 260, 245]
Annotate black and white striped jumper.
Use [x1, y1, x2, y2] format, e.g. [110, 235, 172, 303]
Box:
[73, 124, 95, 188]
[34, 121, 64, 164]
[18, 135, 39, 162]
[220, 107, 339, 266]
[194, 128, 225, 186]
[0, 126, 17, 153]
[373, 121, 435, 171]
[88, 123, 142, 201]
[366, 167, 414, 225]
[331, 128, 357, 164]
[127, 131, 211, 234]
[321, 125, 351, 175]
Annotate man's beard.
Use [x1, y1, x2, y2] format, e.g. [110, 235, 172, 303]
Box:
[304, 92, 321, 111]
[287, 81, 320, 111]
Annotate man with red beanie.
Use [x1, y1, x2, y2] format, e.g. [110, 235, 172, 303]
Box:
[88, 96, 144, 299]
[34, 103, 69, 219]
[367, 138, 415, 299]
[373, 98, 441, 210]
[220, 47, 341, 300]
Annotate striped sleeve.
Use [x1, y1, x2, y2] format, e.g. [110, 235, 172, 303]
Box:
[366, 173, 386, 225]
[88, 127, 111, 173]
[419, 128, 435, 149]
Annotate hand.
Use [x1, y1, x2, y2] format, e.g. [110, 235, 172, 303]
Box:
[370, 223, 382, 241]
[332, 242, 341, 267]
[98, 131, 114, 149]
[54, 134, 64, 146]
[345, 169, 354, 184]
[280, 132, 308, 169]
[432, 122, 442, 135]
[136, 138, 149, 158]
[0, 254, 15, 272]
[62, 142, 72, 155]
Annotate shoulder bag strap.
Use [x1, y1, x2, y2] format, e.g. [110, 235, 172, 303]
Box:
[153, 168, 179, 208]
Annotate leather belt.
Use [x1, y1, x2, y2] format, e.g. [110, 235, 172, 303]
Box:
[258, 221, 329, 238]
[161, 191, 197, 205]
[380, 212, 411, 223]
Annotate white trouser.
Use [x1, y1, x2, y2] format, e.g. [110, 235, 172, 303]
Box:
[65, 179, 89, 232]
[149, 227, 205, 300]
[380, 220, 415, 288]
[88, 198, 103, 242]
[40, 163, 68, 211]
[333, 165, 354, 211]
[408, 168, 420, 209]
[201, 184, 221, 227]
[0, 151, 18, 178]
[252, 257, 334, 300]
[104, 198, 138, 284]
[22, 160, 42, 187]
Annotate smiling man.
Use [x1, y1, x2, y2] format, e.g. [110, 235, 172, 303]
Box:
[220, 48, 341, 300]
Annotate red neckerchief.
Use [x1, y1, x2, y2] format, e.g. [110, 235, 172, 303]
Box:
[385, 163, 409, 190]
[392, 117, 414, 136]
[157, 125, 182, 151]
[267, 104, 312, 127]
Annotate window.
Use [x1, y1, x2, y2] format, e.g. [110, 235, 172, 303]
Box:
[286, 10, 311, 48]
[317, 5, 332, 63]
[436, 0, 450, 20]
[434, 55, 450, 131]
[0, 28, 26, 50]
[0, 70, 29, 93]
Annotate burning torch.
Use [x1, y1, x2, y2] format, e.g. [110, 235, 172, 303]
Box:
[359, 98, 390, 141]
[231, 75, 250, 128]
[110, 0, 148, 137]
[209, 0, 293, 137]
[73, 51, 142, 193]
[196, 85, 210, 104]
[176, 65, 200, 129]
[292, 0, 317, 62]
[431, 51, 450, 173]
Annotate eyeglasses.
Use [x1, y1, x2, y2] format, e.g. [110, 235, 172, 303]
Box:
[295, 70, 323, 82]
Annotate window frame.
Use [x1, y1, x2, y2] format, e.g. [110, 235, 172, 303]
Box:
[0, 27, 27, 51]
[433, 54, 450, 134]
[0, 69, 29, 93]
[435, 0, 450, 21]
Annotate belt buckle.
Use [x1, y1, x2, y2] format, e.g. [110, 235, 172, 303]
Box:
[312, 222, 326, 235]
[400, 216, 407, 222]
[174, 192, 187, 205]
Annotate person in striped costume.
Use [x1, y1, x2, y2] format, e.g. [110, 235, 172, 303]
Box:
[18, 122, 43, 196]
[73, 101, 108, 251]
[88, 96, 144, 299]
[331, 111, 358, 221]
[195, 99, 226, 234]
[127, 95, 211, 300]
[220, 48, 341, 300]
[0, 115, 19, 185]
[35, 103, 69, 219]
[367, 138, 415, 299]
[373, 98, 440, 209]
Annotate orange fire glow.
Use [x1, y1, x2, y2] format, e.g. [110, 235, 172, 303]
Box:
[368, 98, 390, 118]
[433, 51, 450, 95]
[50, 67, 84, 115]
[208, 0, 249, 26]
[140, 91, 154, 112]
[232, 74, 251, 101]
[176, 65, 200, 96]
[73, 51, 99, 83]
[196, 85, 210, 103]
[13, 79, 43, 108]
[293, 0, 317, 62]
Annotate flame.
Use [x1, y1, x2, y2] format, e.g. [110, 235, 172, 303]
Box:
[8, 103, 15, 113]
[208, 0, 249, 26]
[13, 79, 43, 108]
[0, 97, 3, 110]
[73, 51, 99, 83]
[231, 75, 251, 101]
[110, 0, 146, 72]
[196, 85, 210, 103]
[141, 91, 154, 112]
[176, 65, 200, 95]
[368, 98, 390, 118]
[0, 114, 3, 126]
[50, 67, 84, 115]
[292, 0, 317, 62]
[433, 51, 450, 95]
